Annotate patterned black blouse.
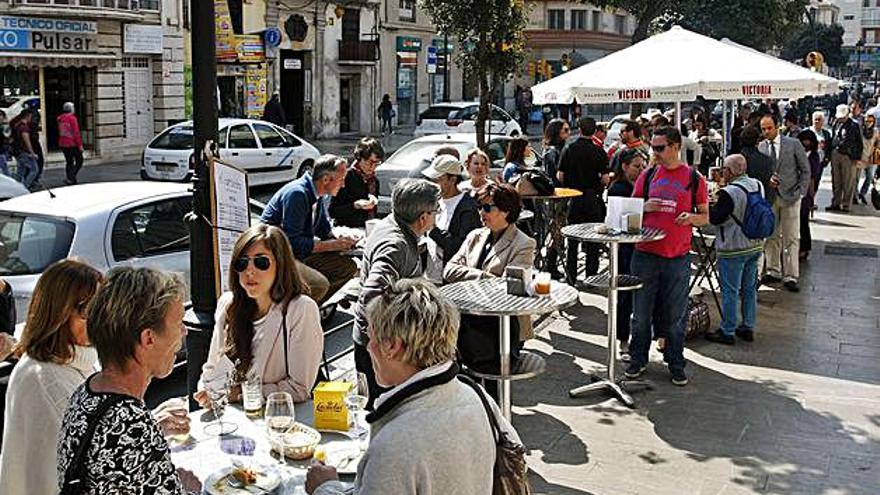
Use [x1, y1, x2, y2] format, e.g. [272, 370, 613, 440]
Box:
[57, 375, 184, 495]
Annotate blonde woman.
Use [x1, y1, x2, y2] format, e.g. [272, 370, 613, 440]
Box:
[0, 259, 102, 495]
[195, 224, 323, 404]
[459, 148, 492, 192]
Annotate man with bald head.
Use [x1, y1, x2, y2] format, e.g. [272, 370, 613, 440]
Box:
[757, 115, 809, 292]
[705, 154, 766, 345]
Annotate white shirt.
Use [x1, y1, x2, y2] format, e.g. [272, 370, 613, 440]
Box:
[765, 133, 782, 161]
[0, 346, 98, 495]
[810, 125, 827, 162]
[437, 192, 464, 231]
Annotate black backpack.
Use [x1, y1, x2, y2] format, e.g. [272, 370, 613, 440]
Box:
[641, 165, 701, 212]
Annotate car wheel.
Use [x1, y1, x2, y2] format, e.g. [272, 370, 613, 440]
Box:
[297, 160, 314, 179]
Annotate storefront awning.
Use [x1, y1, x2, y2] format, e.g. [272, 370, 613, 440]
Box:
[0, 52, 118, 69]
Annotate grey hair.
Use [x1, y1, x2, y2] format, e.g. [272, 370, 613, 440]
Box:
[392, 178, 440, 224]
[723, 154, 748, 176]
[365, 278, 459, 368]
[312, 154, 346, 181]
[63, 102, 74, 113]
[86, 267, 186, 371]
[811, 111, 825, 121]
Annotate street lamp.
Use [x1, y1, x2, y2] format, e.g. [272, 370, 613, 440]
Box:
[806, 7, 818, 52]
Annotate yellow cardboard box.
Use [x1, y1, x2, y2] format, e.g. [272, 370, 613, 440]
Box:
[313, 381, 353, 431]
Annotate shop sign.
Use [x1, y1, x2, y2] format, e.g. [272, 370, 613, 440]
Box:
[283, 59, 302, 70]
[215, 0, 237, 61]
[431, 38, 453, 55]
[0, 15, 97, 52]
[123, 24, 163, 54]
[245, 64, 269, 118]
[236, 35, 265, 63]
[396, 36, 422, 52]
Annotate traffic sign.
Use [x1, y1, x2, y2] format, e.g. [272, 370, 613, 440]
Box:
[427, 45, 437, 74]
[264, 27, 282, 48]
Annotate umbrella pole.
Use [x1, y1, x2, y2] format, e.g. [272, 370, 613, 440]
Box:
[675, 101, 682, 128]
[722, 99, 728, 156]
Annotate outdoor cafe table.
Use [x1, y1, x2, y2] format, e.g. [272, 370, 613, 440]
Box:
[561, 223, 665, 408]
[439, 278, 579, 420]
[170, 401, 365, 494]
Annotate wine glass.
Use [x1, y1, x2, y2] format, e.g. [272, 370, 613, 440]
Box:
[265, 392, 295, 459]
[203, 375, 238, 436]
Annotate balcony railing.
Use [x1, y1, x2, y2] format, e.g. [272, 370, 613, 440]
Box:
[338, 40, 379, 62]
[13, 0, 159, 11]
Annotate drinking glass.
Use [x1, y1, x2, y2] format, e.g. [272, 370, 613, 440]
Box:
[241, 374, 263, 418]
[344, 393, 368, 439]
[203, 376, 238, 436]
[265, 392, 296, 458]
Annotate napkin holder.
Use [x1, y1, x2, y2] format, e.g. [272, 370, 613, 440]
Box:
[313, 381, 353, 431]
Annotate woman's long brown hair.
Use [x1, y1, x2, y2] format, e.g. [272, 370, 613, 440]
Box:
[16, 258, 102, 363]
[225, 224, 306, 379]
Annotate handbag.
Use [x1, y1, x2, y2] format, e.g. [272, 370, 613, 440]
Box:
[685, 297, 710, 340]
[59, 395, 127, 495]
[515, 169, 555, 197]
[458, 375, 532, 495]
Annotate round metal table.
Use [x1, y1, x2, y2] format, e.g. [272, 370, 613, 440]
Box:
[561, 223, 665, 408]
[440, 278, 579, 419]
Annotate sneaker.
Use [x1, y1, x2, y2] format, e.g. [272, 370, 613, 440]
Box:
[704, 329, 735, 345]
[670, 368, 688, 386]
[619, 341, 631, 362]
[783, 280, 800, 293]
[624, 363, 646, 379]
[760, 274, 782, 285]
[735, 327, 755, 342]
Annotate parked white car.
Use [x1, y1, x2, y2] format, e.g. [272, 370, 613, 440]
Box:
[0, 175, 29, 201]
[413, 102, 523, 138]
[0, 182, 264, 322]
[141, 118, 321, 187]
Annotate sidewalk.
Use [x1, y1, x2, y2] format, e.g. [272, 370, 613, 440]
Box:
[516, 173, 880, 494]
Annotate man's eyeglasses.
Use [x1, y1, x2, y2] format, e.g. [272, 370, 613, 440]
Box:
[479, 203, 498, 213]
[233, 254, 272, 273]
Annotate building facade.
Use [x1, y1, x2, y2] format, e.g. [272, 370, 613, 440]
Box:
[0, 0, 185, 159]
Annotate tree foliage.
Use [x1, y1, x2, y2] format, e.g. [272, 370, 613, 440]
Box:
[590, 0, 808, 51]
[780, 23, 846, 68]
[422, 0, 529, 147]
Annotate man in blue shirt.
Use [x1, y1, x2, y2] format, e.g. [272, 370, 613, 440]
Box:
[262, 154, 358, 302]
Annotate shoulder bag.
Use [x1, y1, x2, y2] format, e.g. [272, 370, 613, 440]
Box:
[458, 375, 532, 495]
[59, 395, 127, 495]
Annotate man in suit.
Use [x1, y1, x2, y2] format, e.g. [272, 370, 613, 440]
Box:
[827, 104, 863, 213]
[421, 155, 482, 282]
[261, 154, 358, 302]
[758, 115, 811, 292]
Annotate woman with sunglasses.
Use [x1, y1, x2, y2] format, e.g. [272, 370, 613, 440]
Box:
[195, 224, 323, 405]
[0, 259, 102, 495]
[443, 183, 536, 399]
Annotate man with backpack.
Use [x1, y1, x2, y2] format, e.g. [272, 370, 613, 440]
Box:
[705, 155, 774, 345]
[626, 126, 709, 387]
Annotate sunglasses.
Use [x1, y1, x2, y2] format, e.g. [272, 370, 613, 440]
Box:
[651, 144, 668, 153]
[479, 203, 498, 213]
[233, 254, 272, 273]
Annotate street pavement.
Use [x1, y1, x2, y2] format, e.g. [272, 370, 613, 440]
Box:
[36, 130, 880, 494]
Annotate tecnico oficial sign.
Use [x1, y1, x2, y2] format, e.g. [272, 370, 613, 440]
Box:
[0, 15, 98, 52]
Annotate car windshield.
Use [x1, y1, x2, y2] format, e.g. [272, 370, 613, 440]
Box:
[420, 106, 459, 120]
[0, 213, 74, 276]
[150, 126, 194, 150]
[387, 141, 472, 167]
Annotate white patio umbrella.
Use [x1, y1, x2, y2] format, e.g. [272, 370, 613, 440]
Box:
[531, 26, 839, 105]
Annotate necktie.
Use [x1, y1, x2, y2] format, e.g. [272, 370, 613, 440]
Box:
[769, 141, 777, 164]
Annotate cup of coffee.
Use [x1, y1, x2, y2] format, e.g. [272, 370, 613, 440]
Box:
[365, 219, 380, 239]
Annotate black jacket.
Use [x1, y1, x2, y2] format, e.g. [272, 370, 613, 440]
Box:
[0, 282, 15, 335]
[262, 97, 287, 127]
[429, 193, 481, 263]
[741, 145, 776, 205]
[832, 118, 863, 161]
[329, 166, 379, 227]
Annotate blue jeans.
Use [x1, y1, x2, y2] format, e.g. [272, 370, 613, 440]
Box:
[15, 153, 38, 188]
[717, 251, 760, 335]
[630, 251, 690, 372]
[0, 154, 8, 177]
[859, 165, 876, 196]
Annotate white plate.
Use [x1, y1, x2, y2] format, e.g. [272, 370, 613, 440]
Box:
[204, 466, 282, 494]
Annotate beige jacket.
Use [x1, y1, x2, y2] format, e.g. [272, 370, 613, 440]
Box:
[200, 292, 323, 403]
[443, 224, 537, 339]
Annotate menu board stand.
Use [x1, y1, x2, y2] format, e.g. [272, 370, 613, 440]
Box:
[208, 158, 251, 297]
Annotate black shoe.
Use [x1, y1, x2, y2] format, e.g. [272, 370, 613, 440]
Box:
[858, 194, 867, 205]
[761, 274, 782, 285]
[624, 363, 646, 379]
[735, 327, 755, 342]
[670, 368, 688, 386]
[784, 280, 800, 293]
[704, 329, 735, 345]
[825, 205, 841, 212]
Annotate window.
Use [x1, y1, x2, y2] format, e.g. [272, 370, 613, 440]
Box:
[149, 126, 194, 150]
[615, 14, 626, 35]
[228, 125, 258, 149]
[277, 127, 302, 147]
[183, 0, 190, 29]
[491, 107, 510, 122]
[111, 197, 192, 261]
[0, 214, 75, 276]
[592, 11, 602, 31]
[399, 0, 415, 21]
[253, 124, 287, 148]
[570, 10, 588, 30]
[548, 9, 565, 30]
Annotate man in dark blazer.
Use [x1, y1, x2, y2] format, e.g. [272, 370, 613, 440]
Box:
[739, 125, 775, 204]
[758, 115, 810, 292]
[422, 155, 481, 281]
